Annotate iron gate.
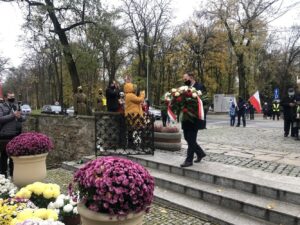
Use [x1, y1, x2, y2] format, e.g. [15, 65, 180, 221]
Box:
[95, 112, 155, 156]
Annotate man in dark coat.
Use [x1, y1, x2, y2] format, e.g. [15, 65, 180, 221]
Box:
[106, 80, 120, 112]
[0, 92, 25, 178]
[180, 72, 206, 167]
[281, 88, 297, 137]
[236, 96, 246, 127]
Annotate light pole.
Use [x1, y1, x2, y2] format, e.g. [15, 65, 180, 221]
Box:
[135, 40, 156, 100]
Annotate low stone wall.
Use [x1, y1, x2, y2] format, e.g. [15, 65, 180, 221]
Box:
[23, 114, 95, 168]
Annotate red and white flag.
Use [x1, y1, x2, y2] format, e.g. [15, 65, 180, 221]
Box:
[249, 91, 262, 113]
[167, 104, 177, 122]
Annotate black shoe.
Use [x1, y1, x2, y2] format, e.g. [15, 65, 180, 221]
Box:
[180, 161, 193, 167]
[284, 134, 288, 137]
[194, 153, 206, 163]
[236, 125, 240, 127]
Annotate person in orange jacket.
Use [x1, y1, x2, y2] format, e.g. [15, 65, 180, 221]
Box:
[123, 82, 145, 116]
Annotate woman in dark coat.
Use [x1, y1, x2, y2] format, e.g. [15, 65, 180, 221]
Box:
[106, 81, 120, 112]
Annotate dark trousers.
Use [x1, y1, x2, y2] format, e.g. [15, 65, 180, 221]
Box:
[0, 139, 14, 178]
[162, 112, 168, 127]
[230, 116, 235, 126]
[284, 119, 298, 136]
[250, 113, 254, 120]
[273, 112, 280, 120]
[183, 129, 205, 163]
[237, 113, 246, 127]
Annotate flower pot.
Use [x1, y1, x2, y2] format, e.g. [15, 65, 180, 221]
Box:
[11, 153, 48, 187]
[77, 202, 145, 225]
[62, 214, 81, 225]
[154, 131, 181, 151]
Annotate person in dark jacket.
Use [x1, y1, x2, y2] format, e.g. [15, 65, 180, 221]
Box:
[0, 92, 25, 178]
[236, 96, 246, 127]
[106, 80, 120, 112]
[281, 88, 297, 137]
[180, 72, 206, 168]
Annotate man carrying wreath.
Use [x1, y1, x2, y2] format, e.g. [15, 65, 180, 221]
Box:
[180, 72, 206, 167]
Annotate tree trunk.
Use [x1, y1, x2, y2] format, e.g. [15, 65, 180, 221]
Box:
[237, 54, 247, 99]
[45, 0, 80, 93]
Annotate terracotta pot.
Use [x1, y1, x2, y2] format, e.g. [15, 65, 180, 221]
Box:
[11, 153, 48, 187]
[77, 202, 145, 225]
[62, 214, 81, 225]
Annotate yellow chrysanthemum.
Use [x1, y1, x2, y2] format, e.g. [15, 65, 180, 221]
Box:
[34, 208, 48, 220]
[43, 189, 54, 199]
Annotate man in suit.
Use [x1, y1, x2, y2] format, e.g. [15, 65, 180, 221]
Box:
[180, 72, 206, 167]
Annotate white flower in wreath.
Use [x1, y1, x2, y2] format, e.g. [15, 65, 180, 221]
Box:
[190, 87, 196, 92]
[73, 207, 78, 214]
[174, 92, 180, 97]
[179, 86, 188, 92]
[197, 90, 202, 96]
[63, 204, 73, 213]
[192, 93, 198, 98]
[171, 88, 177, 93]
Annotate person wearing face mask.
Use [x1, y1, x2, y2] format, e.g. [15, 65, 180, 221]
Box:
[0, 92, 25, 178]
[106, 80, 120, 112]
[281, 88, 298, 138]
[73, 86, 88, 115]
[180, 72, 206, 167]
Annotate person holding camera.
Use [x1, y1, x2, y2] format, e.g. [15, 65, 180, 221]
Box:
[0, 92, 25, 178]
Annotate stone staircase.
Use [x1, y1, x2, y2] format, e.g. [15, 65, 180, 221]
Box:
[62, 152, 300, 225]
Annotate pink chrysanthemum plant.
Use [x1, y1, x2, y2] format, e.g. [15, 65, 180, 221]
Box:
[6, 132, 54, 157]
[69, 156, 155, 217]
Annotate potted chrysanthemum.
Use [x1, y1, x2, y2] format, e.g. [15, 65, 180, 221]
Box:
[69, 156, 155, 225]
[6, 132, 54, 187]
[48, 194, 80, 225]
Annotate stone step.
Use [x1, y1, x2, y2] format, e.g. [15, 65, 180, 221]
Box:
[148, 167, 300, 225]
[154, 186, 276, 225]
[125, 152, 300, 206]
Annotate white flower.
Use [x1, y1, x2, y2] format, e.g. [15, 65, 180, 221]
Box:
[63, 204, 73, 213]
[179, 86, 188, 91]
[73, 207, 78, 214]
[197, 90, 202, 96]
[171, 88, 177, 93]
[174, 92, 180, 97]
[70, 199, 77, 206]
[191, 87, 196, 92]
[48, 202, 55, 209]
[54, 199, 64, 208]
[192, 93, 198, 98]
[56, 194, 66, 200]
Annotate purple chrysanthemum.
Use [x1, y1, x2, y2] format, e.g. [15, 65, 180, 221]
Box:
[6, 132, 54, 156]
[72, 157, 155, 217]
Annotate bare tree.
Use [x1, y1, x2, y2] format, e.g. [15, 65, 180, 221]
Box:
[1, 0, 97, 93]
[121, 0, 172, 102]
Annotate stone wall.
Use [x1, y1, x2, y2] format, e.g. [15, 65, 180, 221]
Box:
[23, 114, 95, 167]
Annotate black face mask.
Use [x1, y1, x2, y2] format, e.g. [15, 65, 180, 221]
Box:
[184, 80, 191, 86]
[79, 90, 83, 93]
[8, 98, 15, 103]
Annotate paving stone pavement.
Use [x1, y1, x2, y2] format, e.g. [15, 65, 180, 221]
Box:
[159, 114, 300, 177]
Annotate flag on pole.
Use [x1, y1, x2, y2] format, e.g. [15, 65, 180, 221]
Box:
[249, 91, 262, 113]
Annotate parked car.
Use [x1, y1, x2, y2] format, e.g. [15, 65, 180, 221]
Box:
[41, 105, 62, 114]
[21, 104, 32, 115]
[148, 106, 161, 120]
[66, 106, 74, 116]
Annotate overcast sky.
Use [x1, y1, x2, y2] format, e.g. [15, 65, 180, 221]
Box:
[0, 0, 299, 67]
